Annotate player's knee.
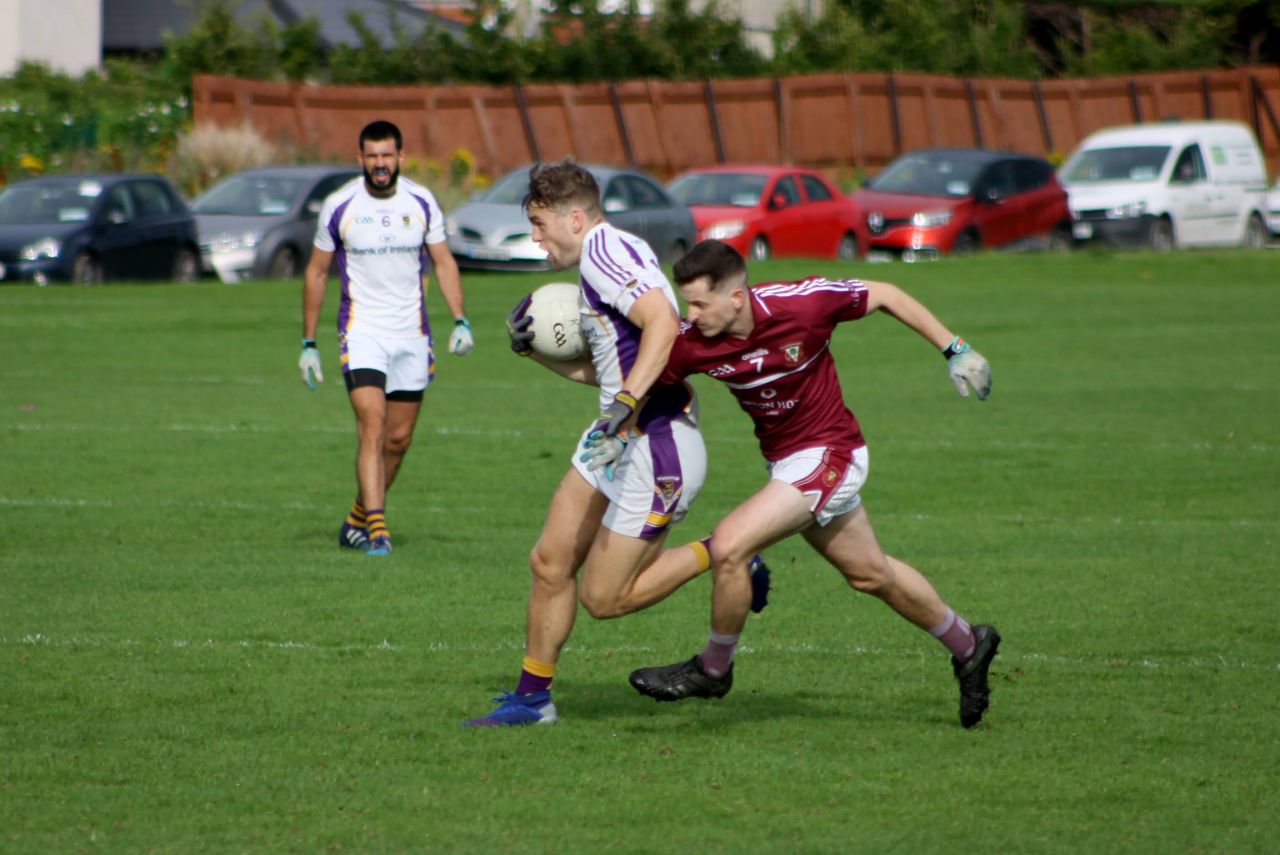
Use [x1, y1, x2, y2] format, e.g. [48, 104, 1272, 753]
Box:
[707, 534, 752, 577]
[384, 432, 412, 457]
[843, 559, 893, 597]
[578, 587, 625, 620]
[528, 545, 571, 591]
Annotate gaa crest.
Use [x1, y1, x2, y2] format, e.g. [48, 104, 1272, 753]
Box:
[783, 343, 804, 364]
[654, 476, 682, 511]
[823, 468, 839, 486]
[402, 215, 412, 228]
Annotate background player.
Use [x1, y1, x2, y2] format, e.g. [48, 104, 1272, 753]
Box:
[465, 161, 767, 727]
[624, 239, 1001, 728]
[299, 120, 472, 556]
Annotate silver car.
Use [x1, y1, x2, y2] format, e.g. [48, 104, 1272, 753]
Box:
[447, 164, 697, 270]
[191, 165, 359, 282]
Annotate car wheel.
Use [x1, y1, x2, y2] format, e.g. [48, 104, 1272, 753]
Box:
[268, 246, 300, 279]
[1244, 213, 1266, 249]
[836, 233, 859, 261]
[72, 252, 102, 285]
[749, 236, 770, 261]
[173, 247, 200, 282]
[1047, 224, 1073, 253]
[951, 231, 980, 255]
[1149, 218, 1174, 252]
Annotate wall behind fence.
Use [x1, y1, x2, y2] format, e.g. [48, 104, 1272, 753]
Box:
[193, 66, 1280, 179]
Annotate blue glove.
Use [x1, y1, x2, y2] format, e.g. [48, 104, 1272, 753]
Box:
[507, 294, 534, 356]
[298, 340, 323, 390]
[580, 430, 628, 481]
[943, 337, 992, 400]
[449, 317, 474, 355]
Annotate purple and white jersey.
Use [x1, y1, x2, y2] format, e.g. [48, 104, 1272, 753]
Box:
[577, 222, 687, 419]
[313, 177, 446, 338]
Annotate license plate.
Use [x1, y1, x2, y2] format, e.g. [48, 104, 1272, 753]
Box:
[864, 250, 894, 264]
[465, 244, 510, 261]
[1072, 222, 1093, 240]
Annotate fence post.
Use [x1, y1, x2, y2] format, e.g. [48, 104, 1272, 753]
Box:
[965, 79, 983, 148]
[1032, 80, 1053, 152]
[1201, 74, 1213, 118]
[514, 84, 540, 164]
[886, 73, 902, 155]
[773, 78, 789, 163]
[1127, 80, 1142, 122]
[608, 83, 635, 167]
[704, 80, 726, 164]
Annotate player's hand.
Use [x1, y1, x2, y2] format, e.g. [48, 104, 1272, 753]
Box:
[579, 430, 628, 481]
[299, 342, 323, 390]
[589, 390, 638, 437]
[943, 337, 991, 400]
[507, 294, 534, 356]
[449, 317, 474, 356]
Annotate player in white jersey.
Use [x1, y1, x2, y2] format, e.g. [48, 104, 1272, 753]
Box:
[299, 120, 473, 557]
[464, 161, 769, 727]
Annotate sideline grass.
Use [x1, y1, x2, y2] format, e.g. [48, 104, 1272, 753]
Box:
[2, 250, 1278, 852]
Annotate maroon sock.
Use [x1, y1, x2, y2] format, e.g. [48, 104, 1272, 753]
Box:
[930, 608, 976, 661]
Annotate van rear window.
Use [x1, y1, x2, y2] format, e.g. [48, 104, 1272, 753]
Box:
[1063, 146, 1170, 183]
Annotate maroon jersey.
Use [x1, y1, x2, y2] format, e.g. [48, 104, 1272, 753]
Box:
[661, 276, 870, 461]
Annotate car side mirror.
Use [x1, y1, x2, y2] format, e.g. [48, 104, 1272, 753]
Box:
[983, 187, 1002, 204]
[603, 197, 628, 213]
[770, 193, 789, 210]
[106, 211, 129, 225]
[305, 199, 323, 216]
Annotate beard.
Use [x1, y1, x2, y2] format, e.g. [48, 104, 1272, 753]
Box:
[363, 162, 399, 196]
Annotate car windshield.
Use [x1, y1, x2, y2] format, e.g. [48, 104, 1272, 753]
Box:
[1061, 146, 1171, 183]
[668, 173, 768, 207]
[191, 175, 310, 216]
[482, 171, 536, 205]
[866, 154, 987, 197]
[0, 181, 101, 225]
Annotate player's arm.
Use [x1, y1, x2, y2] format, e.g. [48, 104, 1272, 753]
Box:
[298, 247, 333, 389]
[863, 279, 992, 400]
[587, 288, 680, 438]
[531, 353, 598, 386]
[426, 240, 473, 355]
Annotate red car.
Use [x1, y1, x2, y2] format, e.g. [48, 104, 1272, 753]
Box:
[667, 165, 860, 261]
[852, 148, 1073, 261]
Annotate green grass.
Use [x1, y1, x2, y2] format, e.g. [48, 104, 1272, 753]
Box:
[2, 250, 1278, 853]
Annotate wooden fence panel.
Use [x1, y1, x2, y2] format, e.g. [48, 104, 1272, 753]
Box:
[192, 66, 1280, 180]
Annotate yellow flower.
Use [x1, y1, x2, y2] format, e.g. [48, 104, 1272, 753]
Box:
[18, 153, 44, 173]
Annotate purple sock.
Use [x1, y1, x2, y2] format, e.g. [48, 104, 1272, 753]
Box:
[929, 608, 976, 661]
[515, 670, 553, 695]
[698, 631, 739, 677]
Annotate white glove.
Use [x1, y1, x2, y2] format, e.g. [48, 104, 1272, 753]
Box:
[449, 317, 474, 356]
[943, 337, 991, 400]
[579, 430, 628, 481]
[299, 343, 323, 390]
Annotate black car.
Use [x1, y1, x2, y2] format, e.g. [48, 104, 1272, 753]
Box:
[190, 165, 360, 282]
[0, 174, 200, 284]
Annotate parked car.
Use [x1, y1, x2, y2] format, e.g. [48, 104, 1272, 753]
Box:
[448, 164, 696, 270]
[0, 174, 199, 285]
[191, 165, 360, 282]
[667, 165, 860, 261]
[1060, 121, 1270, 251]
[1266, 180, 1280, 240]
[851, 148, 1072, 261]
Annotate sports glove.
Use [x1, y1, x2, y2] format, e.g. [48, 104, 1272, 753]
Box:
[942, 336, 992, 400]
[589, 390, 638, 438]
[579, 430, 628, 481]
[507, 293, 535, 356]
[449, 317, 474, 356]
[299, 340, 323, 390]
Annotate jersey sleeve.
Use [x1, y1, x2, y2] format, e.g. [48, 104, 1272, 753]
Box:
[313, 195, 340, 252]
[419, 190, 446, 245]
[824, 277, 870, 322]
[580, 228, 671, 319]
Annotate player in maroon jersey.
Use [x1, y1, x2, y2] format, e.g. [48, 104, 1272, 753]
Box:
[621, 239, 1000, 728]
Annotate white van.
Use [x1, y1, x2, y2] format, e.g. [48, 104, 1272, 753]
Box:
[1059, 120, 1270, 250]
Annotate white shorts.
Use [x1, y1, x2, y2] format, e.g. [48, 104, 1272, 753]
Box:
[340, 330, 434, 393]
[571, 415, 707, 540]
[769, 445, 870, 526]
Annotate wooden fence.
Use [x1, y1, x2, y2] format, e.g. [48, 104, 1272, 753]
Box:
[193, 66, 1280, 180]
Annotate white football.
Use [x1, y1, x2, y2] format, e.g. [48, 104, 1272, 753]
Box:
[527, 282, 586, 361]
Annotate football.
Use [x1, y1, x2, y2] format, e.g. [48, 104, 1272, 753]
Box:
[526, 282, 586, 361]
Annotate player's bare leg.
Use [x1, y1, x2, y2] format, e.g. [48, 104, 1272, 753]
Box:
[349, 386, 392, 553]
[381, 398, 422, 491]
[576, 527, 703, 619]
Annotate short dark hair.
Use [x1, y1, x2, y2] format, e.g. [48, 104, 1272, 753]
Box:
[523, 159, 601, 217]
[359, 120, 402, 151]
[673, 239, 748, 291]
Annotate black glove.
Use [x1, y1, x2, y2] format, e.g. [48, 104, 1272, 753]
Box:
[507, 293, 535, 356]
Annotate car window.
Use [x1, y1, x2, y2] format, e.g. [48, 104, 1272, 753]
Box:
[621, 175, 667, 209]
[1013, 160, 1052, 193]
[668, 172, 767, 207]
[800, 175, 832, 202]
[773, 176, 801, 206]
[602, 179, 628, 211]
[868, 153, 985, 196]
[130, 181, 173, 217]
[0, 181, 98, 225]
[305, 174, 353, 214]
[1062, 146, 1170, 183]
[981, 162, 1018, 199]
[1170, 145, 1207, 184]
[99, 184, 135, 222]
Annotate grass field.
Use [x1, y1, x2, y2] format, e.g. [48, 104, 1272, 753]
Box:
[2, 250, 1278, 853]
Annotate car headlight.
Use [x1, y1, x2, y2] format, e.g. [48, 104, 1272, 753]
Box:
[1105, 202, 1148, 220]
[910, 210, 953, 228]
[19, 237, 60, 261]
[705, 220, 746, 240]
[211, 231, 262, 253]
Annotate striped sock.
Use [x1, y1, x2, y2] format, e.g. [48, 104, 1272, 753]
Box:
[365, 508, 389, 541]
[346, 500, 367, 529]
[929, 608, 976, 662]
[515, 656, 556, 695]
[698, 631, 739, 678]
